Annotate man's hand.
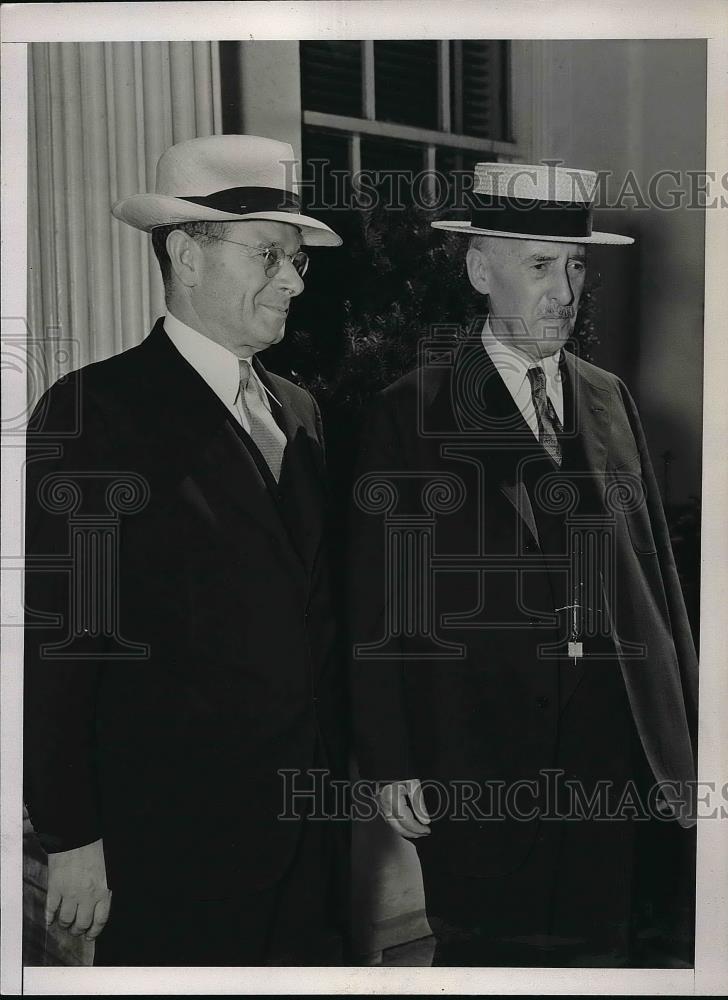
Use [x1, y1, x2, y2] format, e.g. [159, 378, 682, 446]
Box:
[46, 838, 112, 941]
[377, 779, 431, 840]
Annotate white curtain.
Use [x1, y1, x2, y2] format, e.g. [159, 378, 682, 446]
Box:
[27, 41, 223, 407]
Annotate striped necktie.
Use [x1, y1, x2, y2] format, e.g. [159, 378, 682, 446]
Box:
[527, 365, 563, 467]
[237, 359, 286, 482]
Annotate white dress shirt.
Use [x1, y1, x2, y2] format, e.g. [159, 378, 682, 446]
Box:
[164, 311, 284, 440]
[481, 319, 564, 438]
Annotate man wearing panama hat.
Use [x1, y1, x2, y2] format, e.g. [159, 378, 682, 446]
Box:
[24, 135, 348, 965]
[350, 162, 698, 966]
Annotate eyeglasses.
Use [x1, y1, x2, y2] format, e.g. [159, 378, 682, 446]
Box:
[216, 238, 309, 278]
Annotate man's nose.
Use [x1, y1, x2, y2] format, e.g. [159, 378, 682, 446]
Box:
[550, 266, 576, 306]
[276, 257, 305, 297]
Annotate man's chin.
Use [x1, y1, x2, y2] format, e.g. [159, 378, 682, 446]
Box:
[533, 323, 572, 356]
[536, 340, 568, 359]
[260, 322, 287, 347]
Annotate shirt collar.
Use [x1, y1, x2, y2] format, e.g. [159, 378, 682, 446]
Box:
[481, 318, 561, 391]
[163, 311, 281, 409]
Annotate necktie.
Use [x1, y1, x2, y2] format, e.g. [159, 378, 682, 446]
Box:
[237, 359, 286, 482]
[527, 365, 563, 467]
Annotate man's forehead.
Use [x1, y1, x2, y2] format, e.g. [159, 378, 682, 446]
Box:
[515, 238, 586, 260]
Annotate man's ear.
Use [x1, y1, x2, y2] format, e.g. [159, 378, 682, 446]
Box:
[466, 246, 490, 295]
[167, 230, 201, 289]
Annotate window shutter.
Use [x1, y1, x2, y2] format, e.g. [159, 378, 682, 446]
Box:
[373, 41, 439, 129]
[300, 41, 363, 118]
[451, 41, 508, 141]
[300, 128, 351, 210]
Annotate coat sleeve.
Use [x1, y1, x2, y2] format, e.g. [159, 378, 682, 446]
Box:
[24, 376, 110, 853]
[616, 378, 699, 750]
[348, 393, 415, 783]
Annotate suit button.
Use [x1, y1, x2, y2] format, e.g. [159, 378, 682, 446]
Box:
[536, 696, 549, 710]
[525, 539, 539, 553]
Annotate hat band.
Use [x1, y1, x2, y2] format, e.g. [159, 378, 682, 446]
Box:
[471, 193, 592, 238]
[179, 186, 301, 215]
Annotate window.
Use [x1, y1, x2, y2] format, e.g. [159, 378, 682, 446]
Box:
[300, 39, 517, 210]
[301, 41, 363, 118]
[373, 41, 440, 130]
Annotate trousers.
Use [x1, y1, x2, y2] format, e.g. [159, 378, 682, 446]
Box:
[93, 811, 347, 967]
[417, 651, 695, 967]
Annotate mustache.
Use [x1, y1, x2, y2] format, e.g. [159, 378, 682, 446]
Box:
[539, 305, 576, 320]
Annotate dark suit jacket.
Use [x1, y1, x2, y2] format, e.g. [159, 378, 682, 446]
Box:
[24, 320, 346, 897]
[349, 337, 698, 878]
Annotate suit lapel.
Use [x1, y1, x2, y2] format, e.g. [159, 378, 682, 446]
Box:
[428, 339, 615, 550]
[497, 479, 539, 546]
[561, 351, 612, 495]
[450, 337, 541, 545]
[137, 322, 306, 583]
[199, 421, 303, 570]
[253, 358, 325, 578]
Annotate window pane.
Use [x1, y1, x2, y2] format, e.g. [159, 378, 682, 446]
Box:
[360, 137, 425, 174]
[373, 41, 439, 129]
[301, 41, 363, 117]
[360, 138, 426, 207]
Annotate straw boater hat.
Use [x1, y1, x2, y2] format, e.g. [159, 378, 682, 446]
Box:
[112, 134, 342, 246]
[432, 162, 633, 245]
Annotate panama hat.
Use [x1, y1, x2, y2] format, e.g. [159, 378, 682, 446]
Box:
[112, 134, 341, 247]
[432, 162, 633, 245]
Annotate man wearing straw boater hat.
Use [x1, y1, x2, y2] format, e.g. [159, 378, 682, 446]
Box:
[24, 135, 348, 965]
[350, 162, 698, 966]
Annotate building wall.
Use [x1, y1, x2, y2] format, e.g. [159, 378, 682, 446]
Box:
[634, 40, 705, 506]
[227, 41, 302, 161]
[533, 39, 706, 503]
